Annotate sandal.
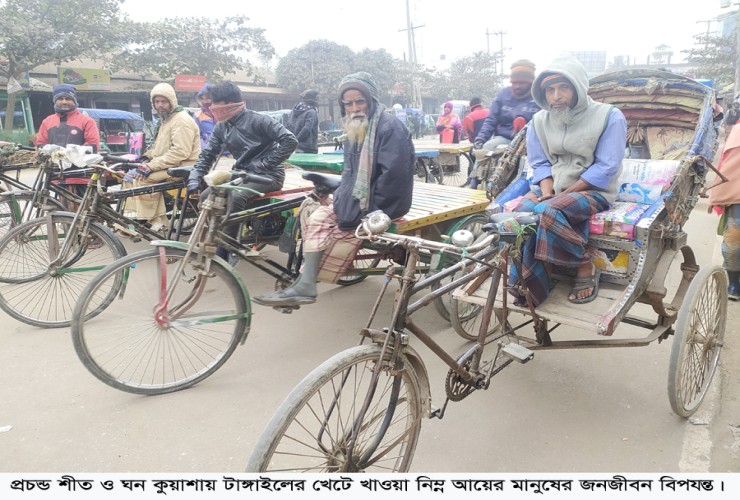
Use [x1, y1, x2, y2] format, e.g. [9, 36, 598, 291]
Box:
[568, 266, 601, 304]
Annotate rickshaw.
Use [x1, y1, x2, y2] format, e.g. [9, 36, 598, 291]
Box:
[79, 108, 145, 156]
[246, 69, 727, 472]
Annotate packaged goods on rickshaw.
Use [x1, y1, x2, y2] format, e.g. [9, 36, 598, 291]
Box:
[589, 201, 650, 240]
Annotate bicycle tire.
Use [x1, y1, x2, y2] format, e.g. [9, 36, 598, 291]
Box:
[0, 213, 126, 328]
[72, 247, 249, 395]
[450, 268, 502, 342]
[247, 344, 423, 472]
[0, 191, 65, 237]
[336, 248, 381, 286]
[667, 265, 727, 417]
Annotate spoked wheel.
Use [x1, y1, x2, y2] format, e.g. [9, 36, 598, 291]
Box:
[0, 191, 65, 238]
[432, 213, 489, 321]
[414, 160, 432, 183]
[72, 247, 249, 395]
[450, 267, 501, 341]
[174, 196, 200, 236]
[247, 344, 423, 472]
[441, 156, 470, 188]
[336, 248, 381, 286]
[0, 213, 126, 328]
[667, 265, 727, 417]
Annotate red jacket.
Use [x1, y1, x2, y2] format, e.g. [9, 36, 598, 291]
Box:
[463, 106, 489, 143]
[36, 108, 100, 152]
[36, 108, 100, 185]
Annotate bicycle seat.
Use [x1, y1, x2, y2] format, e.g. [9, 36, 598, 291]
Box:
[301, 171, 341, 191]
[167, 166, 193, 179]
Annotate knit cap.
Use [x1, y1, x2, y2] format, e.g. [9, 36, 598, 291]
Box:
[338, 72, 379, 115]
[52, 84, 78, 105]
[510, 59, 536, 83]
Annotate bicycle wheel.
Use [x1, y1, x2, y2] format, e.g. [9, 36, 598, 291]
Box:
[413, 160, 432, 183]
[247, 344, 423, 472]
[0, 213, 125, 328]
[72, 247, 249, 395]
[667, 265, 727, 417]
[439, 156, 470, 187]
[0, 191, 65, 237]
[336, 248, 381, 286]
[450, 267, 502, 342]
[432, 213, 489, 321]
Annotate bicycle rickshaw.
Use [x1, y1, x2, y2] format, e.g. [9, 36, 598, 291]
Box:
[0, 145, 200, 328]
[245, 69, 727, 472]
[69, 159, 491, 395]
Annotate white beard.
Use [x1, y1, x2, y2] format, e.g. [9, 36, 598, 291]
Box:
[344, 113, 368, 146]
[550, 106, 576, 125]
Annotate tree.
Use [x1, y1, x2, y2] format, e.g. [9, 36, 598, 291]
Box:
[275, 40, 355, 106]
[352, 48, 399, 105]
[0, 0, 132, 130]
[445, 52, 502, 103]
[112, 16, 275, 82]
[683, 33, 735, 88]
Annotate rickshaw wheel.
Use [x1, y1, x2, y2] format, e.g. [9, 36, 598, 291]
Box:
[336, 248, 381, 286]
[667, 265, 727, 418]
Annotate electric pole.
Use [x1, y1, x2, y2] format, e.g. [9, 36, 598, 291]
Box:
[399, 0, 424, 108]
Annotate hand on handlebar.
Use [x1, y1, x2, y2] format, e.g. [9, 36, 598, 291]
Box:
[473, 141, 484, 150]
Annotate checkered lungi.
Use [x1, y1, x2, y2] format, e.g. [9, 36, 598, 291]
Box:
[508, 188, 610, 306]
[721, 204, 740, 272]
[299, 198, 363, 283]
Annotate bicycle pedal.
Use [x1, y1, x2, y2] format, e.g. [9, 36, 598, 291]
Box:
[501, 343, 534, 363]
[273, 305, 300, 314]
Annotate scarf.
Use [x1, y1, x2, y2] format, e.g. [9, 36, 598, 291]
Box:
[437, 111, 459, 129]
[210, 102, 245, 123]
[353, 103, 386, 210]
[152, 105, 185, 140]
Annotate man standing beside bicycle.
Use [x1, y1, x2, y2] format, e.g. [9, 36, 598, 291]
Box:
[123, 82, 200, 230]
[509, 54, 627, 306]
[187, 81, 298, 261]
[253, 71, 415, 308]
[35, 84, 101, 199]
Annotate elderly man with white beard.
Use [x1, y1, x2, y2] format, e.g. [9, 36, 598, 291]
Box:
[254, 72, 415, 308]
[506, 54, 627, 307]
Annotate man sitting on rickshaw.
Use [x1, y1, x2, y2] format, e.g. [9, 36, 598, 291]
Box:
[509, 54, 627, 306]
[253, 72, 415, 308]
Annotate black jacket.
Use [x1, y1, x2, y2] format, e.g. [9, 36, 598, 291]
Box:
[289, 103, 319, 153]
[190, 109, 297, 185]
[333, 110, 415, 231]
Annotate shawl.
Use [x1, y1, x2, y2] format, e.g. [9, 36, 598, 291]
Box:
[709, 124, 740, 213]
[353, 103, 386, 210]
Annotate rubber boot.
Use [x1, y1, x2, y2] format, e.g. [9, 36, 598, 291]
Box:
[252, 251, 324, 307]
[288, 251, 323, 298]
[728, 270, 740, 301]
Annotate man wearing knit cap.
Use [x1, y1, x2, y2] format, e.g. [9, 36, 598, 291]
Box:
[462, 97, 489, 155]
[36, 84, 101, 198]
[36, 84, 100, 152]
[254, 71, 415, 308]
[288, 89, 320, 153]
[474, 59, 540, 150]
[508, 54, 627, 307]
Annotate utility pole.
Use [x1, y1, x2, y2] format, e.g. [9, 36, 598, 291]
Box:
[696, 19, 713, 49]
[492, 30, 507, 76]
[399, 0, 424, 108]
[485, 28, 498, 74]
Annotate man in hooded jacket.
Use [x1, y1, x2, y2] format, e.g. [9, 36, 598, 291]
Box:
[254, 71, 415, 308]
[509, 54, 626, 307]
[123, 82, 200, 228]
[289, 89, 319, 153]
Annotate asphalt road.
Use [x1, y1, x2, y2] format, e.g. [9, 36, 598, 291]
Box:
[0, 197, 735, 474]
